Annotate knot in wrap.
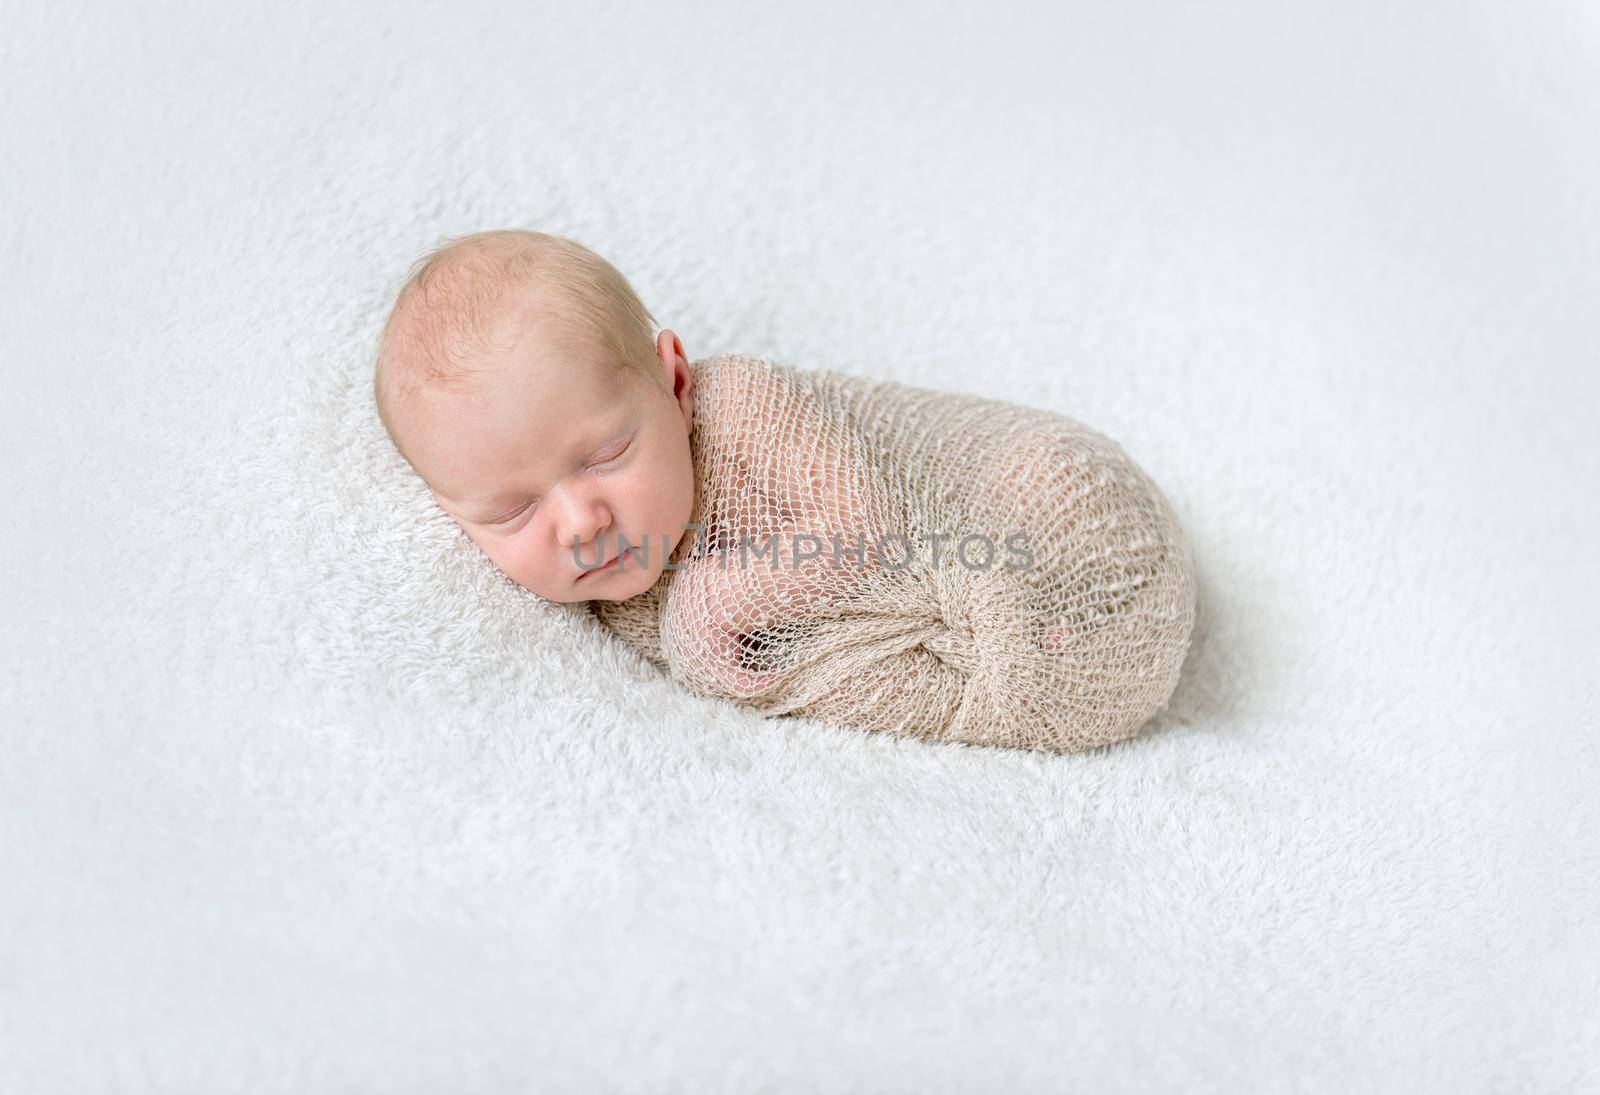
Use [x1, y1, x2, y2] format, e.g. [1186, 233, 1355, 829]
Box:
[917, 561, 1026, 678]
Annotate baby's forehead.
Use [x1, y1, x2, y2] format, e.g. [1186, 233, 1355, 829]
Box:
[406, 344, 636, 443]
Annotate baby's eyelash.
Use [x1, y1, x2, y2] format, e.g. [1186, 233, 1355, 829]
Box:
[490, 502, 534, 525]
[590, 439, 632, 467]
[478, 439, 631, 526]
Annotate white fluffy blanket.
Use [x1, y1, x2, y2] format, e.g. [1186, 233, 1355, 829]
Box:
[2, 1, 1596, 1090]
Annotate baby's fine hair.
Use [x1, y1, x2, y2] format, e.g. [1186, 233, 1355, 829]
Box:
[373, 228, 662, 447]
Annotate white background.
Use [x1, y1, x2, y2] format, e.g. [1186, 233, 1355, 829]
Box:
[2, 1, 1596, 1090]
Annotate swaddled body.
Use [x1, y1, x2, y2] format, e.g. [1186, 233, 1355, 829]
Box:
[593, 353, 1196, 753]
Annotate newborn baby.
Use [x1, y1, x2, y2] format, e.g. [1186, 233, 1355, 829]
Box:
[375, 229, 1196, 753]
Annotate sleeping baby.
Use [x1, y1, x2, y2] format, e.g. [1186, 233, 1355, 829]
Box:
[373, 229, 1196, 753]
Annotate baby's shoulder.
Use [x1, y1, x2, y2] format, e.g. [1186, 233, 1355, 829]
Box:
[690, 352, 882, 417]
[689, 353, 793, 400]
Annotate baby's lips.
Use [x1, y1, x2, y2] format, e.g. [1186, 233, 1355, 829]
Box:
[576, 547, 621, 578]
[576, 538, 648, 577]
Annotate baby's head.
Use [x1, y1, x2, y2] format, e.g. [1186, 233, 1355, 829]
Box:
[374, 229, 698, 604]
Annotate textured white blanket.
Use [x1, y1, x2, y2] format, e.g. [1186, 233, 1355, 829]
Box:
[3, 1, 1596, 1090]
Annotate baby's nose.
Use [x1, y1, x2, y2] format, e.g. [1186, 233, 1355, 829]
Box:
[554, 491, 610, 547]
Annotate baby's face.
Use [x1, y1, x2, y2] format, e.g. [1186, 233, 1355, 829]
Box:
[400, 330, 697, 603]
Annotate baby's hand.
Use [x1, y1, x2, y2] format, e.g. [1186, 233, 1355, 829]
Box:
[665, 535, 839, 701]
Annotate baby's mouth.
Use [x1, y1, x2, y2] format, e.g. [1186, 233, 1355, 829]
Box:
[579, 549, 625, 579]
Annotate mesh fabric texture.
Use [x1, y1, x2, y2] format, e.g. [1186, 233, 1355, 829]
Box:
[592, 354, 1196, 753]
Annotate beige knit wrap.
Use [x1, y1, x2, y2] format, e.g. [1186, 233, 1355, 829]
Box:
[592, 354, 1196, 753]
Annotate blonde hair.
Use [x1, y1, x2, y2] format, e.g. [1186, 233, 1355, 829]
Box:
[373, 229, 664, 455]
